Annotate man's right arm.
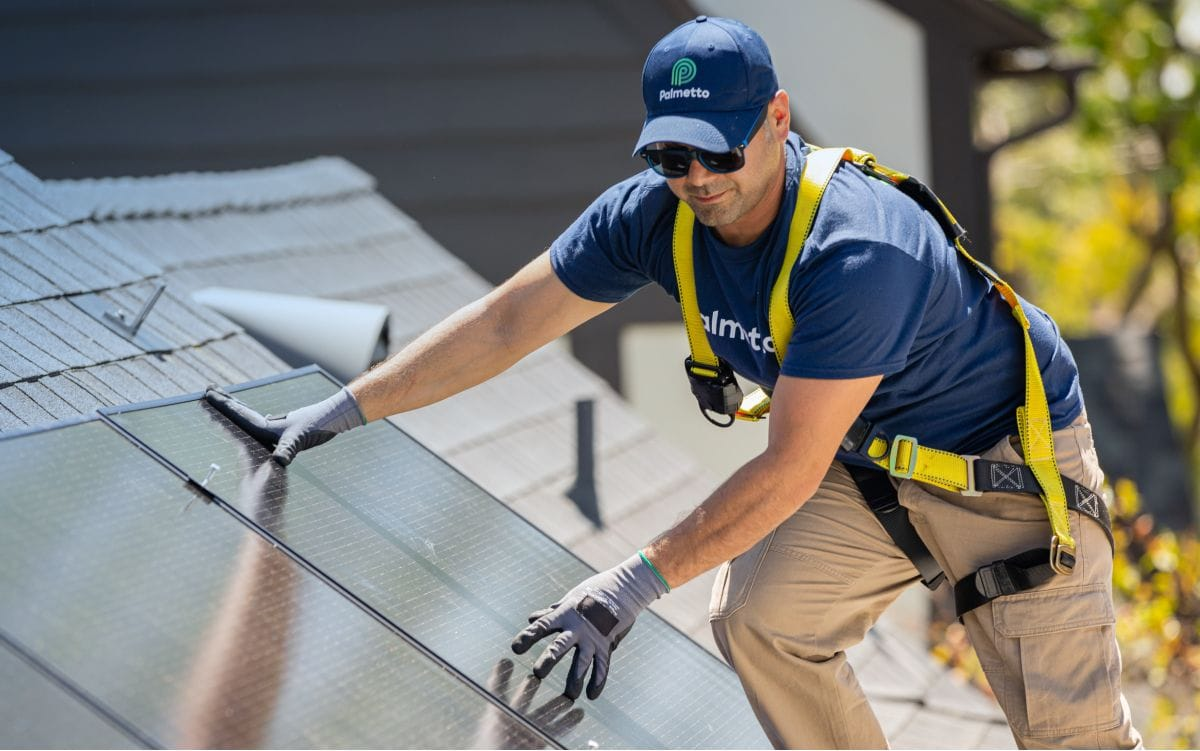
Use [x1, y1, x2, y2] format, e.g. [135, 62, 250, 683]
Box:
[350, 251, 614, 420]
[206, 251, 614, 464]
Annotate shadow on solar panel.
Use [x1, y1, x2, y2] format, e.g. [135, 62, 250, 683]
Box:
[0, 418, 546, 749]
[102, 366, 769, 749]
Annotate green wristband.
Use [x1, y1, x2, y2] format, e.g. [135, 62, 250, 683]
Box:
[639, 550, 671, 593]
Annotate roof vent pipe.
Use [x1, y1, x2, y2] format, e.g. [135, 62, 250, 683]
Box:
[191, 287, 389, 383]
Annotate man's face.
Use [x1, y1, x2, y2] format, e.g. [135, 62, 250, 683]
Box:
[663, 100, 787, 242]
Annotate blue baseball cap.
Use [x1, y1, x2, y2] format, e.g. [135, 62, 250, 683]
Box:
[632, 16, 779, 156]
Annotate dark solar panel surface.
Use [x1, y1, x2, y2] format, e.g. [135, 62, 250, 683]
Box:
[0, 420, 546, 749]
[108, 370, 769, 748]
[0, 639, 140, 749]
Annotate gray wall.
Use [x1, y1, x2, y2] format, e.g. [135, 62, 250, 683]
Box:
[0, 0, 692, 387]
[0, 0, 1050, 392]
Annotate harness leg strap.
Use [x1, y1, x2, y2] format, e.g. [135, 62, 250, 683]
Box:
[953, 465, 1110, 618]
[953, 548, 1068, 617]
[845, 464, 945, 590]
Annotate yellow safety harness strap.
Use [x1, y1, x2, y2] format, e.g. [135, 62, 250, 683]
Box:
[672, 147, 855, 420]
[672, 145, 1075, 571]
[672, 200, 721, 378]
[767, 147, 854, 366]
[856, 247, 1076, 565]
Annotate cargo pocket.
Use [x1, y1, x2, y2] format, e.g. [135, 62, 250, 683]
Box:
[993, 585, 1121, 738]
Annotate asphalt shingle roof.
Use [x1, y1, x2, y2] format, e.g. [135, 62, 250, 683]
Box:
[0, 151, 283, 431]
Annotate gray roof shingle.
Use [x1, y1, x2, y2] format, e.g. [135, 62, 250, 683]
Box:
[0, 382, 56, 425]
[0, 151, 284, 426]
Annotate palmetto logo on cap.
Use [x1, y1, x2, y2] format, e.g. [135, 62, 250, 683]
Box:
[671, 57, 697, 86]
[658, 56, 709, 102]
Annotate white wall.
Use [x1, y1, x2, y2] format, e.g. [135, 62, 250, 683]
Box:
[691, 0, 931, 180]
[621, 323, 769, 479]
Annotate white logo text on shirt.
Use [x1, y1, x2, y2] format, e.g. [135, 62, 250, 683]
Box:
[701, 309, 775, 353]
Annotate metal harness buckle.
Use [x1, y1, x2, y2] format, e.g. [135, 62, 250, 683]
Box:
[960, 455, 982, 497]
[1050, 535, 1076, 576]
[887, 435, 919, 479]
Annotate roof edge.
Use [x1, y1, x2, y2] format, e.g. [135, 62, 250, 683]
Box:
[44, 155, 376, 221]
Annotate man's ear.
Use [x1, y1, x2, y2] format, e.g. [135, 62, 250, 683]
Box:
[769, 90, 791, 135]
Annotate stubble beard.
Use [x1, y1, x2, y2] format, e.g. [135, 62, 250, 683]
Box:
[684, 148, 778, 231]
[686, 186, 745, 227]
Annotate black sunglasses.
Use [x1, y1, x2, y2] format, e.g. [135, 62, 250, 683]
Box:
[639, 105, 769, 178]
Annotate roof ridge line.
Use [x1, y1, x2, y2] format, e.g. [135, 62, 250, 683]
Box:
[154, 227, 421, 273]
[50, 185, 379, 224]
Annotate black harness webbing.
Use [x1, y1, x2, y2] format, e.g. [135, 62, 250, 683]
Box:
[846, 460, 1113, 618]
[952, 464, 1111, 616]
[845, 464, 945, 590]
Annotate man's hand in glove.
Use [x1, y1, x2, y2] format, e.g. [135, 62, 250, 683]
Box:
[204, 385, 365, 466]
[511, 552, 669, 701]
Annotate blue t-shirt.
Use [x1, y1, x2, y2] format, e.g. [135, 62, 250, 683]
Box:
[550, 133, 1083, 463]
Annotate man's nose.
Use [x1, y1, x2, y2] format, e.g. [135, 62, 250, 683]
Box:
[684, 155, 717, 185]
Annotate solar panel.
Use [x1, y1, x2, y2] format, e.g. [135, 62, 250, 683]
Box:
[0, 638, 140, 749]
[0, 419, 547, 749]
[106, 368, 769, 748]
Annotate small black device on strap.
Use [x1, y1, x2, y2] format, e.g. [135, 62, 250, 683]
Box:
[683, 356, 743, 427]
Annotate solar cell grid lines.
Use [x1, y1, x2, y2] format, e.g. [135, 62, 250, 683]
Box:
[0, 419, 546, 749]
[105, 368, 769, 749]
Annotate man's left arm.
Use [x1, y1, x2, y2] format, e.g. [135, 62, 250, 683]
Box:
[512, 372, 882, 699]
[644, 372, 882, 586]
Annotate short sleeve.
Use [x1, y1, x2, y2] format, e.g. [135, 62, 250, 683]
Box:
[549, 178, 665, 303]
[780, 242, 936, 379]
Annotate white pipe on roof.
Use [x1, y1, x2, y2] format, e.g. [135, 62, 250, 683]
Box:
[192, 287, 389, 384]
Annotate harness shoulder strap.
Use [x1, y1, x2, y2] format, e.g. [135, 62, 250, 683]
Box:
[673, 147, 852, 370]
[672, 146, 855, 421]
[672, 200, 719, 378]
[766, 147, 855, 365]
[672, 144, 1078, 575]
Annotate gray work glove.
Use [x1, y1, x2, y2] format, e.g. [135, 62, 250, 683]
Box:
[511, 552, 668, 700]
[204, 385, 365, 466]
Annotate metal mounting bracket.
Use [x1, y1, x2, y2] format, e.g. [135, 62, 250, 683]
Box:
[68, 282, 171, 353]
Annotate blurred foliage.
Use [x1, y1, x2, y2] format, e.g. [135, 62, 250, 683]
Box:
[931, 480, 1200, 747]
[986, 0, 1200, 485]
[1110, 479, 1200, 747]
[927, 1, 1200, 745]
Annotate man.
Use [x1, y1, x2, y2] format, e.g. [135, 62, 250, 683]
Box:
[207, 16, 1141, 749]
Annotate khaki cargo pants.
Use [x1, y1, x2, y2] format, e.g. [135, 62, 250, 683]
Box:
[709, 417, 1143, 749]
